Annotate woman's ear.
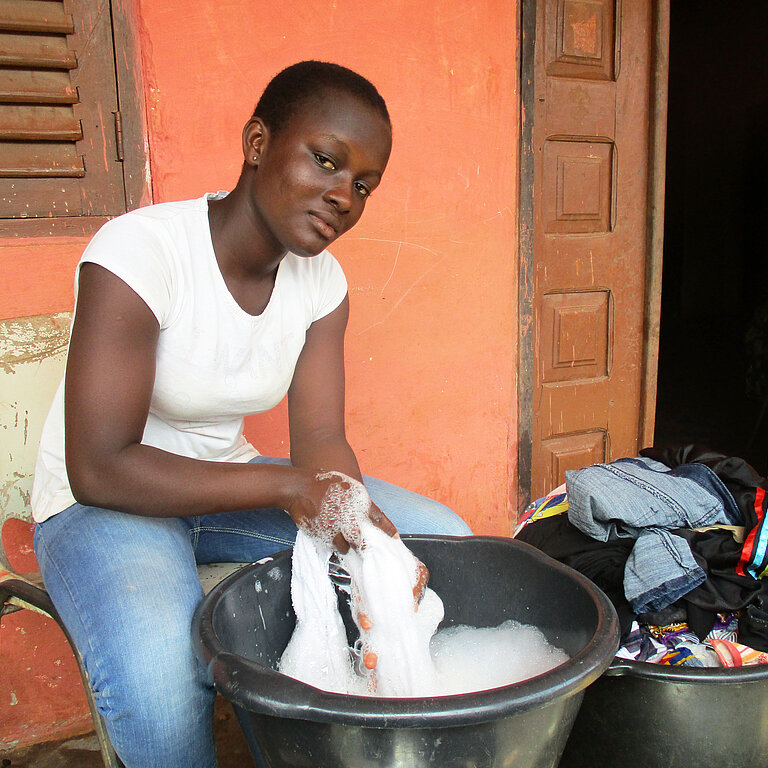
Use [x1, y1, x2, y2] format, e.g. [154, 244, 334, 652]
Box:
[242, 118, 268, 168]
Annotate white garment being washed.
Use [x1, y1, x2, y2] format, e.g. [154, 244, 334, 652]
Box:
[278, 531, 355, 694]
[280, 518, 444, 697]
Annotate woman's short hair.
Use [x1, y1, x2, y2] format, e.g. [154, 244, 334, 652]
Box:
[253, 61, 390, 134]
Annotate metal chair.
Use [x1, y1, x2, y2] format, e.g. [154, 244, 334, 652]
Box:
[0, 313, 246, 766]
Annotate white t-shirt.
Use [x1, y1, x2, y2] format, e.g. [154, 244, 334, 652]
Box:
[31, 194, 348, 522]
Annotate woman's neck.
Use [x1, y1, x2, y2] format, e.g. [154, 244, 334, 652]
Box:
[207, 187, 285, 316]
[208, 185, 285, 282]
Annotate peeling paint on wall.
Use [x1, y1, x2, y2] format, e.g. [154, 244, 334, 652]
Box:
[0, 315, 91, 750]
[0, 313, 70, 521]
[0, 313, 70, 374]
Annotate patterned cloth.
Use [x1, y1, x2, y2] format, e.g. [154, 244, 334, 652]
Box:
[514, 484, 569, 537]
[708, 613, 739, 642]
[615, 622, 667, 663]
[616, 613, 752, 667]
[710, 639, 768, 666]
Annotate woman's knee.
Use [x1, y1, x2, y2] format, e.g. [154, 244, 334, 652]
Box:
[401, 496, 473, 536]
[362, 476, 472, 536]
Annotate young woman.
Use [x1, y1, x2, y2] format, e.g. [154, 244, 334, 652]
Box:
[31, 61, 471, 767]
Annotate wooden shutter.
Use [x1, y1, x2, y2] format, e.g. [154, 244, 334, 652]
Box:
[0, 0, 127, 219]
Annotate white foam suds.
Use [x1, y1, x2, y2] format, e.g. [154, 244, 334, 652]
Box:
[301, 471, 371, 548]
[429, 620, 569, 696]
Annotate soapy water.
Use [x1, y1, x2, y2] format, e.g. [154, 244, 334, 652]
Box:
[278, 472, 569, 698]
[281, 607, 569, 698]
[428, 620, 569, 696]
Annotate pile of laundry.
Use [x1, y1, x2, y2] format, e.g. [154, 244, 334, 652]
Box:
[514, 444, 768, 668]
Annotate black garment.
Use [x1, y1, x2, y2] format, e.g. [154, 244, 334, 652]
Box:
[516, 515, 635, 636]
[516, 514, 765, 643]
[636, 603, 687, 627]
[672, 528, 763, 638]
[740, 586, 768, 652]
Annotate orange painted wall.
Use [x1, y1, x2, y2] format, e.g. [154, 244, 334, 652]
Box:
[138, 0, 520, 533]
[1, 0, 519, 748]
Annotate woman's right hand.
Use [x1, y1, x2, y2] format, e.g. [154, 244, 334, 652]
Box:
[285, 470, 397, 553]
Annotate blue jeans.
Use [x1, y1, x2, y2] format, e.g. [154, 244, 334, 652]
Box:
[33, 458, 471, 768]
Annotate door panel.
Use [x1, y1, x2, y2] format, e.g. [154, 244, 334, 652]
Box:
[523, 0, 663, 500]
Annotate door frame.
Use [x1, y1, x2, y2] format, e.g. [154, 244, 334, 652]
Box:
[515, 0, 670, 512]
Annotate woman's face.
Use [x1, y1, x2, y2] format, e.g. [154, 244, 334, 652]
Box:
[246, 92, 392, 258]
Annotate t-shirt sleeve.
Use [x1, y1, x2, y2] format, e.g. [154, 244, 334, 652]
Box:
[312, 251, 348, 321]
[75, 213, 176, 327]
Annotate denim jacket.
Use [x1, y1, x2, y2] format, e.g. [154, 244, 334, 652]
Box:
[566, 456, 743, 614]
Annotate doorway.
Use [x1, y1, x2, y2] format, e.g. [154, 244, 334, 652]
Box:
[653, 0, 768, 475]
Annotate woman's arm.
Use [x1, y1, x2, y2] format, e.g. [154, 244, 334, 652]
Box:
[287, 295, 361, 478]
[65, 263, 316, 518]
[287, 295, 398, 545]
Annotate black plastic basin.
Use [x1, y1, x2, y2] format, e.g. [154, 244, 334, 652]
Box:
[193, 535, 620, 768]
[559, 656, 768, 768]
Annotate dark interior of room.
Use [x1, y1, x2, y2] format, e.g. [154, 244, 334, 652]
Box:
[653, 0, 768, 475]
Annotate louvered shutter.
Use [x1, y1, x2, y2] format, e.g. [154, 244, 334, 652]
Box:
[0, 0, 127, 219]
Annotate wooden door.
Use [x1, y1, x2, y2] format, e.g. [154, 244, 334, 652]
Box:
[517, 0, 669, 504]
